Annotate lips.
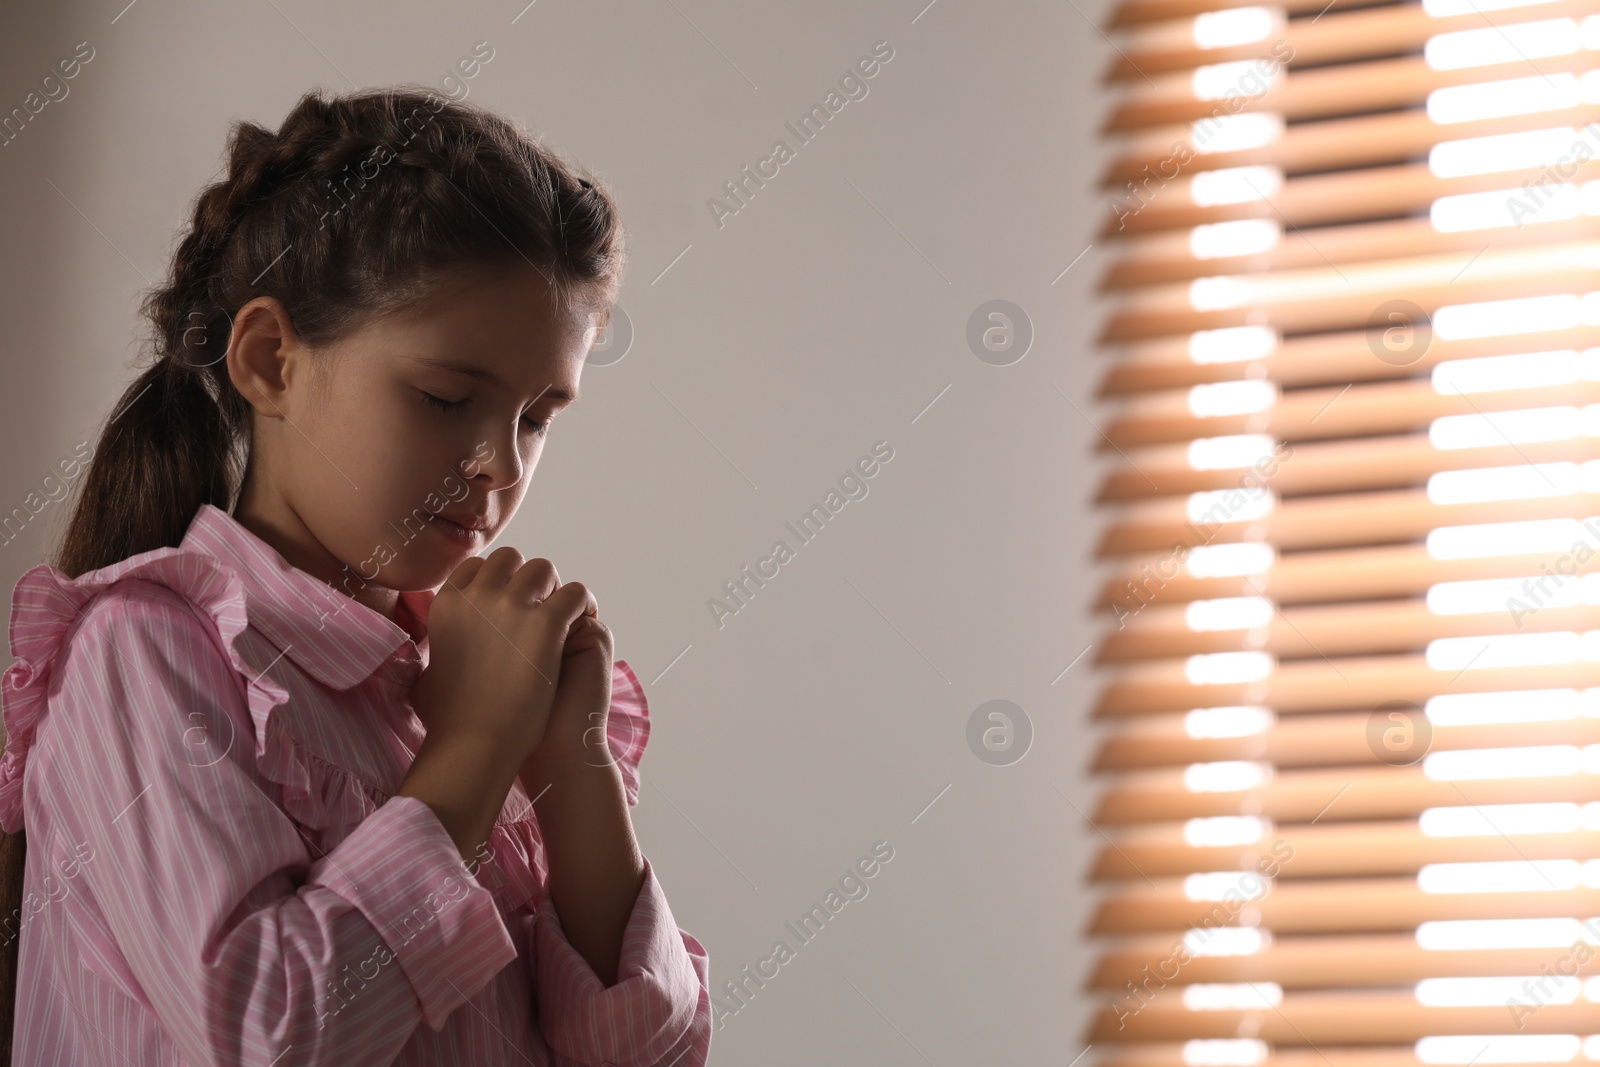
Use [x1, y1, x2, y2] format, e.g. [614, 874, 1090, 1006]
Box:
[431, 511, 490, 531]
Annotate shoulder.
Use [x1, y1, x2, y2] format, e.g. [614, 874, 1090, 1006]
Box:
[74, 572, 218, 629]
[60, 575, 237, 687]
[7, 546, 250, 673]
[0, 548, 253, 832]
[8, 546, 249, 690]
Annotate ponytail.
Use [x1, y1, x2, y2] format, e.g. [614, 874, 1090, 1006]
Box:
[58, 356, 247, 578]
[0, 84, 627, 1061]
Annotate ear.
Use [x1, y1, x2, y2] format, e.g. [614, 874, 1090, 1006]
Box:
[226, 297, 308, 419]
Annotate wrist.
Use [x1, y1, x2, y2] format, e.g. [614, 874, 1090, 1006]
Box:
[401, 727, 525, 863]
[528, 717, 612, 772]
[520, 739, 621, 803]
[424, 724, 529, 772]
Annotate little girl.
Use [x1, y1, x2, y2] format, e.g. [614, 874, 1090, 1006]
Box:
[0, 86, 711, 1065]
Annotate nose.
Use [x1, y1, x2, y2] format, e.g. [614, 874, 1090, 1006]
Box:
[462, 424, 525, 491]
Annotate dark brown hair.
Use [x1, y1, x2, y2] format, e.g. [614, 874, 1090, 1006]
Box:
[0, 84, 626, 1061]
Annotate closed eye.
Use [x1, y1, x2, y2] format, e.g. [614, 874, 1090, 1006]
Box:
[421, 392, 466, 415]
[422, 392, 550, 436]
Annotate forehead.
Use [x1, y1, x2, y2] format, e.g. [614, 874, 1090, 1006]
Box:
[368, 265, 594, 391]
[421, 264, 593, 343]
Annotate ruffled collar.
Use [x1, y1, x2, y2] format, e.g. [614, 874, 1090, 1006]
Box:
[178, 504, 435, 691]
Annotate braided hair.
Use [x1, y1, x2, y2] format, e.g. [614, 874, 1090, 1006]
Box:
[0, 84, 626, 1061]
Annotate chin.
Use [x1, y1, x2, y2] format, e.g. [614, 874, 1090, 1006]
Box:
[374, 551, 470, 593]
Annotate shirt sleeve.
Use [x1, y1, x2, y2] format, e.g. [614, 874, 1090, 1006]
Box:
[533, 855, 712, 1067]
[33, 580, 519, 1066]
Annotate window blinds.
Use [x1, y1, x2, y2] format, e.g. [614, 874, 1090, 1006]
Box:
[1087, 0, 1600, 1065]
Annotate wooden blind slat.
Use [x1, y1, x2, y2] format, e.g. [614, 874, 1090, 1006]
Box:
[1098, 325, 1600, 396]
[1098, 600, 1600, 662]
[1090, 935, 1600, 987]
[1101, 158, 1600, 239]
[1095, 765, 1600, 822]
[1089, 997, 1598, 1042]
[1091, 827, 1600, 880]
[1095, 713, 1600, 770]
[1105, 0, 1587, 79]
[1107, 47, 1598, 128]
[1095, 543, 1600, 610]
[1104, 218, 1600, 292]
[1099, 435, 1600, 503]
[1108, 0, 1395, 29]
[1096, 657, 1600, 717]
[1099, 242, 1600, 339]
[1097, 1053, 1549, 1067]
[1104, 106, 1600, 188]
[1091, 879, 1600, 934]
[1098, 491, 1600, 556]
[1103, 380, 1600, 449]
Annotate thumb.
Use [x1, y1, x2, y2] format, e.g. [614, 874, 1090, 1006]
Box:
[562, 614, 607, 651]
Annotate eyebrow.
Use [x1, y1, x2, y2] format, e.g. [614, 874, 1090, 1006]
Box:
[410, 355, 579, 403]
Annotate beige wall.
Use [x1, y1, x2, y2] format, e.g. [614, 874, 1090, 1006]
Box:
[0, 1, 1111, 1060]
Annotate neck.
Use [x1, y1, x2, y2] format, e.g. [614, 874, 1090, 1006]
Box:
[231, 492, 401, 622]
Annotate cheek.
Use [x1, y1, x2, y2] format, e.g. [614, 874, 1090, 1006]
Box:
[324, 394, 440, 494]
[291, 403, 376, 489]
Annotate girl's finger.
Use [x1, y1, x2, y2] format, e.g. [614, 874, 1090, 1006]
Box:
[443, 553, 488, 591]
[553, 582, 599, 617]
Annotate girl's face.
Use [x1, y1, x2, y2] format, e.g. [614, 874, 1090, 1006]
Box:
[228, 262, 595, 612]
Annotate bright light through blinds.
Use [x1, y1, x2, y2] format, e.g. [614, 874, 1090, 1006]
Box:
[1088, 0, 1600, 1066]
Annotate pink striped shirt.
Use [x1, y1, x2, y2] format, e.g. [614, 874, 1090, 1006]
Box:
[0, 503, 711, 1066]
